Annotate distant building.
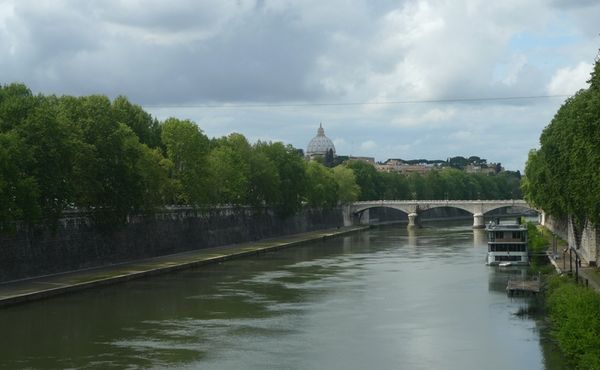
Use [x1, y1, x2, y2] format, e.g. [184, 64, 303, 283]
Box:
[376, 158, 434, 174]
[306, 123, 336, 160]
[465, 163, 501, 174]
[348, 156, 375, 164]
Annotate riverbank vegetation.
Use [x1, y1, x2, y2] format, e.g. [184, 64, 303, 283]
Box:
[528, 223, 549, 255]
[523, 58, 600, 227]
[346, 160, 521, 201]
[522, 55, 600, 368]
[526, 222, 555, 274]
[546, 276, 600, 370]
[1, 83, 521, 231]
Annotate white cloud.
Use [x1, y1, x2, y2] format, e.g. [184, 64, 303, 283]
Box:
[1, 0, 599, 171]
[449, 130, 474, 140]
[332, 138, 347, 147]
[360, 140, 377, 150]
[547, 62, 593, 95]
[391, 107, 456, 128]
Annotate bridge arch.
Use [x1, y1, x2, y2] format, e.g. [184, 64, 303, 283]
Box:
[480, 204, 538, 215]
[350, 200, 535, 228]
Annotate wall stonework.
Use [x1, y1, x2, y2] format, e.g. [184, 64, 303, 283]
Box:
[577, 220, 599, 266]
[0, 207, 344, 283]
[544, 214, 568, 241]
[545, 214, 598, 266]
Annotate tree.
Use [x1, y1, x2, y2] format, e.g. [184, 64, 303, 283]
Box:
[345, 160, 382, 200]
[205, 133, 251, 205]
[305, 161, 338, 208]
[522, 58, 600, 225]
[255, 141, 307, 216]
[59, 95, 169, 227]
[14, 96, 80, 227]
[160, 118, 210, 205]
[448, 156, 468, 169]
[0, 131, 40, 230]
[333, 165, 360, 203]
[248, 147, 280, 208]
[112, 96, 161, 148]
[0, 83, 37, 132]
[408, 173, 429, 200]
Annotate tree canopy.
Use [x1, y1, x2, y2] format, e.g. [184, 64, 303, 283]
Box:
[0, 83, 522, 231]
[523, 58, 600, 225]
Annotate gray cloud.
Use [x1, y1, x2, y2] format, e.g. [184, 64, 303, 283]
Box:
[2, 0, 599, 171]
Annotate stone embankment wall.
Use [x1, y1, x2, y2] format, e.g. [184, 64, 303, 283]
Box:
[544, 214, 599, 266]
[0, 207, 344, 283]
[544, 215, 568, 241]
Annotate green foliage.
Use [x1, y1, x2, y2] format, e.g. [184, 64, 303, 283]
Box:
[345, 160, 518, 201]
[305, 161, 338, 208]
[527, 222, 549, 255]
[332, 165, 360, 203]
[345, 160, 382, 200]
[256, 141, 308, 216]
[206, 133, 251, 205]
[523, 58, 600, 225]
[112, 96, 161, 148]
[546, 275, 600, 369]
[247, 148, 280, 208]
[0, 131, 40, 229]
[15, 97, 78, 226]
[0, 82, 520, 232]
[0, 83, 36, 132]
[160, 118, 210, 205]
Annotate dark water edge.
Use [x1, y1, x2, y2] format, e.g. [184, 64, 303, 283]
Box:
[0, 220, 566, 369]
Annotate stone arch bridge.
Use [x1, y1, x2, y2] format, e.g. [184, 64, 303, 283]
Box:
[348, 200, 534, 228]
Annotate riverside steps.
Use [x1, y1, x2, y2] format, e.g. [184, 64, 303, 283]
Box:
[0, 225, 367, 308]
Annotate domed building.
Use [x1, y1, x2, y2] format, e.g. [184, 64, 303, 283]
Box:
[306, 123, 336, 160]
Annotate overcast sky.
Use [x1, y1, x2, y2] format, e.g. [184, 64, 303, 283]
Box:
[2, 0, 599, 171]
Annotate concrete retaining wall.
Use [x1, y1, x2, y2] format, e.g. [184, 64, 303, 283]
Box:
[0, 207, 344, 283]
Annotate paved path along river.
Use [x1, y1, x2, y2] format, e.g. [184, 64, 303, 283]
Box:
[0, 221, 565, 369]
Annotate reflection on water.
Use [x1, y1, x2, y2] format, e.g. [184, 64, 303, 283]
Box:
[473, 228, 486, 247]
[0, 221, 564, 369]
[407, 225, 417, 247]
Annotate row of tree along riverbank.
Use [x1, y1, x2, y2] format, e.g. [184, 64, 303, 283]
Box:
[522, 52, 600, 369]
[0, 83, 522, 234]
[523, 57, 600, 265]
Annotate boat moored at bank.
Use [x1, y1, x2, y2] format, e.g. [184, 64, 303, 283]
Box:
[486, 221, 528, 266]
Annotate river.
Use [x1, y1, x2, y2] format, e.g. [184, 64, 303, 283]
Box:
[0, 221, 565, 369]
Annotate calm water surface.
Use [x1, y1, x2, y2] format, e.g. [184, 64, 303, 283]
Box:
[0, 222, 565, 369]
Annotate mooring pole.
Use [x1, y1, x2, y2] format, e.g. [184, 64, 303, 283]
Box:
[575, 252, 579, 283]
[569, 248, 573, 273]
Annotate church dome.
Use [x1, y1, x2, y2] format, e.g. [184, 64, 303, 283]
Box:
[307, 123, 336, 158]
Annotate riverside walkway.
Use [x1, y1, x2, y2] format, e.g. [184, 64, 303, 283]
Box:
[548, 250, 600, 293]
[0, 226, 367, 308]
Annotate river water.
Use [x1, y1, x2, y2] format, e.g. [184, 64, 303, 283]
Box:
[0, 221, 565, 369]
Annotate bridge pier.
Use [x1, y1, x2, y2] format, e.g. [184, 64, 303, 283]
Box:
[408, 212, 420, 228]
[473, 213, 485, 229]
[350, 200, 534, 229]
